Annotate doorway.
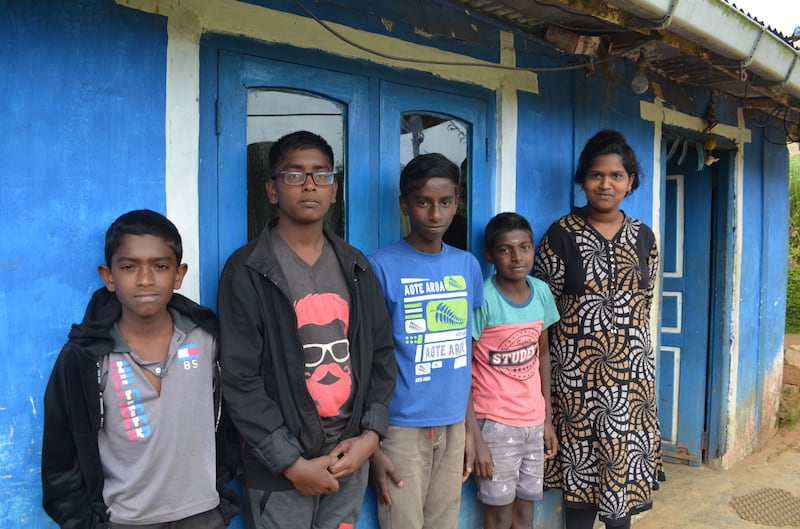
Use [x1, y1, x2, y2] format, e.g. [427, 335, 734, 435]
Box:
[659, 135, 730, 464]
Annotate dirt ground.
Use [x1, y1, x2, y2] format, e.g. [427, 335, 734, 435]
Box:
[631, 336, 800, 528]
[630, 422, 800, 528]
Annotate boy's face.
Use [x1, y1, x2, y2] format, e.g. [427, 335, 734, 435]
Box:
[98, 234, 187, 322]
[486, 229, 534, 283]
[266, 147, 337, 228]
[400, 176, 458, 253]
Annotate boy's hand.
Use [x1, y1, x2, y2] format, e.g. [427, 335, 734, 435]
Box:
[283, 455, 340, 496]
[369, 448, 403, 506]
[462, 426, 475, 482]
[328, 430, 379, 479]
[543, 420, 558, 459]
[472, 431, 494, 479]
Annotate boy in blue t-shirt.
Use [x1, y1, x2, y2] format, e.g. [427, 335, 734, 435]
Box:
[369, 153, 484, 529]
[470, 212, 559, 529]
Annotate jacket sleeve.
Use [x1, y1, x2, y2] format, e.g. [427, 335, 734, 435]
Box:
[217, 254, 303, 475]
[41, 349, 107, 529]
[358, 264, 398, 439]
[212, 348, 242, 526]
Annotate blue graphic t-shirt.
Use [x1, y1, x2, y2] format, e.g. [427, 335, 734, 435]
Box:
[369, 239, 484, 427]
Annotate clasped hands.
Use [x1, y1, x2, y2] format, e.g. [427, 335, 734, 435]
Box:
[283, 430, 379, 496]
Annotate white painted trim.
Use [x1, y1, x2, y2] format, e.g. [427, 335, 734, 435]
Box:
[723, 107, 746, 464]
[497, 31, 517, 214]
[642, 99, 664, 410]
[640, 100, 751, 144]
[663, 174, 684, 279]
[164, 14, 202, 301]
[660, 291, 683, 333]
[660, 345, 681, 444]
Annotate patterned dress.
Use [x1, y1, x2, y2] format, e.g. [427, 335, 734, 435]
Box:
[534, 207, 662, 525]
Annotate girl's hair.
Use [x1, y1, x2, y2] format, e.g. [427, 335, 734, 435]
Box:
[574, 129, 642, 191]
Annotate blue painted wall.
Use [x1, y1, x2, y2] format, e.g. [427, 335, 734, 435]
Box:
[515, 52, 658, 238]
[736, 121, 789, 444]
[0, 0, 167, 525]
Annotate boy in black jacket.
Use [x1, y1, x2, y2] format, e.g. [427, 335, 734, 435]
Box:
[42, 209, 239, 529]
[217, 130, 397, 529]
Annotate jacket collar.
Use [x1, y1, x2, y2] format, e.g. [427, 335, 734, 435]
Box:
[245, 218, 369, 278]
[67, 287, 218, 358]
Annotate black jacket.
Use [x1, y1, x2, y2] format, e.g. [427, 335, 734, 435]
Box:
[41, 288, 241, 529]
[217, 224, 397, 490]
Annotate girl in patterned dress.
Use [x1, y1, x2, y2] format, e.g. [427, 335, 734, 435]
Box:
[534, 130, 663, 529]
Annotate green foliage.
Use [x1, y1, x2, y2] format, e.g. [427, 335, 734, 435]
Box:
[779, 385, 800, 427]
[789, 152, 800, 333]
[788, 267, 800, 333]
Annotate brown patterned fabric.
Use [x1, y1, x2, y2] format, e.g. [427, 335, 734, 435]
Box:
[534, 207, 663, 525]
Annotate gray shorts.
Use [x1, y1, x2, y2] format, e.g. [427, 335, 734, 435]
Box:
[475, 419, 544, 506]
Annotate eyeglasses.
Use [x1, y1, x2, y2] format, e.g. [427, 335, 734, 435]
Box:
[303, 339, 350, 368]
[277, 171, 335, 186]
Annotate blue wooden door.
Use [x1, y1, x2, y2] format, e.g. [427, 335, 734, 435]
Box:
[377, 81, 493, 256]
[199, 50, 371, 306]
[659, 146, 713, 464]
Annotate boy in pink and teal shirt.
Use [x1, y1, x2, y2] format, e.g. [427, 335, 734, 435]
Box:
[470, 212, 560, 529]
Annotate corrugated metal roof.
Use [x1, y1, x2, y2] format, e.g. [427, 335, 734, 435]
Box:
[457, 0, 800, 129]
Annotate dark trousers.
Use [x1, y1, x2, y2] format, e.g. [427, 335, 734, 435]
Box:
[565, 506, 631, 529]
[244, 464, 368, 529]
[110, 507, 225, 529]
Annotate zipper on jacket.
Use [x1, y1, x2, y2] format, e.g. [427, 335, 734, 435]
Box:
[264, 270, 328, 446]
[97, 360, 104, 429]
[345, 263, 363, 434]
[214, 360, 223, 432]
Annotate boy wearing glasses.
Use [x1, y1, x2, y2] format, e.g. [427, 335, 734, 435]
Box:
[217, 130, 396, 529]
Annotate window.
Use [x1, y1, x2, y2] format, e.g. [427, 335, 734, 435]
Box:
[399, 112, 469, 249]
[246, 89, 346, 239]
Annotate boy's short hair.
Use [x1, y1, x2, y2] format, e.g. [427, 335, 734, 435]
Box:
[268, 131, 335, 177]
[574, 129, 642, 191]
[104, 209, 183, 266]
[400, 153, 460, 198]
[483, 212, 534, 252]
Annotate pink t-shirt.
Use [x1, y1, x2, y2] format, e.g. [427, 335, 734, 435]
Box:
[472, 276, 559, 427]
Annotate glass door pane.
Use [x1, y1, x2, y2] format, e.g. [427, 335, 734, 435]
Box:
[379, 81, 492, 255]
[400, 113, 469, 249]
[246, 90, 345, 240]
[203, 51, 369, 306]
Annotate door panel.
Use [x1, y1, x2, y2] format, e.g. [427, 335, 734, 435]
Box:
[201, 51, 370, 304]
[378, 81, 491, 255]
[659, 148, 713, 464]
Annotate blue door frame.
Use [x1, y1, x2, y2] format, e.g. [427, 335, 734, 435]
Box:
[199, 50, 371, 307]
[705, 152, 734, 460]
[377, 80, 492, 258]
[658, 138, 733, 464]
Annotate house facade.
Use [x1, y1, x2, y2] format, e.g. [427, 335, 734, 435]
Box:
[0, 0, 794, 527]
